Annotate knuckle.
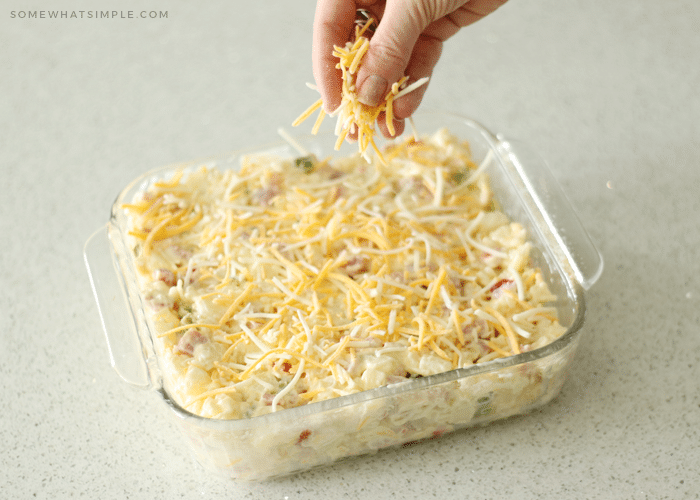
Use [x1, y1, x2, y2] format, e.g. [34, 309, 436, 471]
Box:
[369, 38, 411, 70]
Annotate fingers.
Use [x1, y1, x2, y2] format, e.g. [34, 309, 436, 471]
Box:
[355, 1, 424, 107]
[354, 0, 467, 110]
[459, 0, 509, 22]
[312, 0, 358, 113]
[362, 0, 508, 138]
[376, 112, 405, 138]
[394, 34, 443, 118]
[428, 0, 509, 37]
[375, 34, 442, 139]
[312, 0, 509, 139]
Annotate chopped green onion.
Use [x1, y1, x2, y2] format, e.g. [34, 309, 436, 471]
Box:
[294, 156, 316, 174]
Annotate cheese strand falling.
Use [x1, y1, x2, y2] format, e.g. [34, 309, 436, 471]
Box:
[293, 18, 429, 164]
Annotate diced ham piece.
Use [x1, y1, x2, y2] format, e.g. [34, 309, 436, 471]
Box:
[252, 186, 280, 206]
[388, 271, 406, 283]
[317, 164, 344, 180]
[341, 255, 370, 278]
[297, 429, 311, 444]
[145, 297, 169, 311]
[326, 185, 344, 203]
[261, 391, 299, 409]
[477, 340, 490, 354]
[252, 173, 284, 206]
[155, 268, 177, 287]
[396, 175, 430, 199]
[169, 245, 192, 262]
[463, 318, 490, 340]
[480, 251, 505, 268]
[489, 278, 516, 299]
[176, 329, 208, 356]
[144, 290, 173, 312]
[449, 276, 466, 294]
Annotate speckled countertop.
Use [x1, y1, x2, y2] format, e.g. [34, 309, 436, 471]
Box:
[2, 1, 699, 498]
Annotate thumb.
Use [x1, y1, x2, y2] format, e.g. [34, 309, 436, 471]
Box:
[356, 0, 464, 107]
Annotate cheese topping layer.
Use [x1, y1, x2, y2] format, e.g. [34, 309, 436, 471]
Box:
[124, 129, 566, 420]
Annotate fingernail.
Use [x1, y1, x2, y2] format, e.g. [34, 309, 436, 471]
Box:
[358, 74, 388, 107]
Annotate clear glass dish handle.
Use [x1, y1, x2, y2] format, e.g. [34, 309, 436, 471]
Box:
[496, 137, 604, 290]
[84, 226, 151, 388]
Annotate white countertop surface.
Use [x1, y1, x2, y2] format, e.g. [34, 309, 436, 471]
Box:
[2, 1, 699, 498]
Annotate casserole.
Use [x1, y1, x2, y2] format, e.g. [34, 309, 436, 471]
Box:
[85, 111, 602, 480]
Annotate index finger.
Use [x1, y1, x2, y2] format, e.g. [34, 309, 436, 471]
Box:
[312, 0, 361, 113]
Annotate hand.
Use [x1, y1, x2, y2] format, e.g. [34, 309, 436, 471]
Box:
[312, 0, 508, 137]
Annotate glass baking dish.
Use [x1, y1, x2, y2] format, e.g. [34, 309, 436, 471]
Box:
[84, 111, 602, 480]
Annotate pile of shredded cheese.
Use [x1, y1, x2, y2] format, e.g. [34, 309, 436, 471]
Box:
[293, 18, 429, 164]
[123, 129, 566, 420]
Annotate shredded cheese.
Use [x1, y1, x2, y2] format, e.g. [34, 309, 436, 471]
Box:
[122, 128, 567, 420]
[293, 18, 429, 163]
